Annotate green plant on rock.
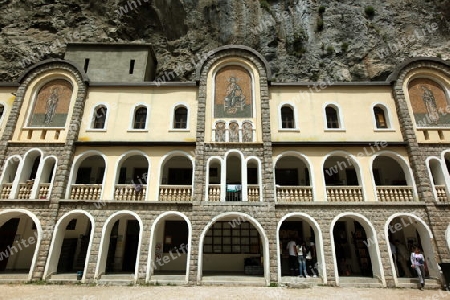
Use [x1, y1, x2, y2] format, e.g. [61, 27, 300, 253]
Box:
[365, 6, 375, 18]
[326, 45, 334, 56]
[341, 42, 349, 52]
[317, 19, 324, 32]
[260, 0, 271, 11]
[318, 6, 326, 14]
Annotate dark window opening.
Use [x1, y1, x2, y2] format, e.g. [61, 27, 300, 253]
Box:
[373, 106, 388, 128]
[174, 107, 188, 129]
[324, 168, 340, 185]
[133, 107, 147, 129]
[247, 168, 258, 184]
[326, 106, 339, 128]
[75, 167, 91, 184]
[93, 107, 107, 129]
[129, 59, 135, 74]
[0, 105, 4, 120]
[275, 169, 298, 186]
[281, 106, 295, 128]
[168, 168, 192, 185]
[29, 157, 40, 180]
[84, 58, 90, 73]
[118, 167, 127, 184]
[163, 221, 188, 253]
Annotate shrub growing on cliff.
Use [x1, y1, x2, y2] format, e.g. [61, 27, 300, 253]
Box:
[318, 6, 326, 14]
[317, 19, 324, 32]
[365, 6, 375, 18]
[260, 0, 270, 11]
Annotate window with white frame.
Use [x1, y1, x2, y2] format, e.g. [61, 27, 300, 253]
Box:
[133, 106, 147, 129]
[373, 105, 389, 129]
[0, 104, 4, 121]
[325, 106, 340, 129]
[281, 105, 295, 129]
[173, 106, 188, 129]
[92, 106, 107, 129]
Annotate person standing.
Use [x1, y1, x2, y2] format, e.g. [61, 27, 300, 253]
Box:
[411, 246, 426, 290]
[286, 239, 298, 276]
[297, 241, 309, 278]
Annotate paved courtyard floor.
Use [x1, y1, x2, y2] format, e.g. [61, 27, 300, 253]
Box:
[1, 285, 449, 300]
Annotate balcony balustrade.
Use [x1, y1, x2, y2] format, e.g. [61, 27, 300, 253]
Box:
[159, 185, 192, 201]
[435, 185, 447, 202]
[71, 184, 103, 200]
[208, 184, 221, 202]
[276, 186, 313, 202]
[17, 182, 33, 199]
[326, 186, 363, 202]
[247, 184, 260, 202]
[38, 183, 50, 199]
[115, 184, 146, 201]
[0, 183, 12, 199]
[376, 186, 414, 202]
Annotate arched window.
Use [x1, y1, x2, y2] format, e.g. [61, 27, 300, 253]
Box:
[0, 104, 4, 121]
[93, 106, 107, 129]
[373, 106, 388, 129]
[133, 107, 147, 129]
[173, 106, 188, 129]
[325, 106, 339, 129]
[281, 106, 295, 129]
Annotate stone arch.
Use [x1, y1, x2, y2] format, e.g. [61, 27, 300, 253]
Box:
[197, 212, 270, 285]
[274, 151, 315, 202]
[146, 211, 192, 284]
[330, 212, 385, 286]
[322, 151, 366, 201]
[0, 209, 42, 281]
[195, 45, 272, 82]
[384, 212, 438, 286]
[370, 150, 417, 201]
[276, 213, 326, 284]
[66, 150, 108, 199]
[43, 210, 94, 282]
[95, 210, 143, 282]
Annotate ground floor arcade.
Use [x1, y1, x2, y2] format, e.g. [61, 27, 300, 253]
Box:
[0, 204, 446, 288]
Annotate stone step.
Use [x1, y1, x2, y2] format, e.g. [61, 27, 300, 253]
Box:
[0, 273, 29, 283]
[201, 276, 266, 287]
[396, 278, 441, 289]
[48, 274, 79, 283]
[338, 277, 382, 288]
[97, 274, 135, 286]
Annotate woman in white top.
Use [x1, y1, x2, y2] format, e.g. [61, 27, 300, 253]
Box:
[410, 246, 426, 290]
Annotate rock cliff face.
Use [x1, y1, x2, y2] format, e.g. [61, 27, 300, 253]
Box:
[0, 0, 449, 82]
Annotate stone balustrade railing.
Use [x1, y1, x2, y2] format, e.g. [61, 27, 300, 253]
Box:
[376, 186, 414, 202]
[38, 183, 50, 199]
[70, 184, 103, 200]
[327, 186, 363, 202]
[435, 185, 447, 202]
[17, 182, 33, 199]
[115, 184, 146, 201]
[247, 184, 260, 202]
[0, 183, 12, 199]
[159, 185, 192, 201]
[276, 186, 313, 202]
[208, 184, 221, 202]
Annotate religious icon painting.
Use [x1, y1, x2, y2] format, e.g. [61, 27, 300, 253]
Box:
[29, 79, 73, 127]
[408, 78, 450, 127]
[214, 65, 252, 118]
